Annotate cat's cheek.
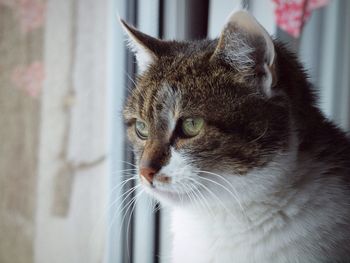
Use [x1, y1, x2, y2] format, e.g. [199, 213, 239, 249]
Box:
[133, 145, 144, 158]
[126, 131, 146, 156]
[126, 138, 143, 156]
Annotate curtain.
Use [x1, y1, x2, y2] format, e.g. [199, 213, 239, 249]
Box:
[0, 0, 111, 262]
[0, 0, 44, 262]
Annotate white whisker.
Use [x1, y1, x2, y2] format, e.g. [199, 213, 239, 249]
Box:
[125, 190, 144, 261]
[114, 159, 138, 168]
[197, 173, 251, 223]
[197, 171, 244, 210]
[107, 184, 141, 234]
[187, 177, 237, 221]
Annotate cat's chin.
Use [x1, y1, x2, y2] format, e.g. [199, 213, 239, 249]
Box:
[141, 183, 190, 207]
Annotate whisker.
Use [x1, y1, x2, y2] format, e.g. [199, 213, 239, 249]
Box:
[248, 121, 269, 143]
[125, 190, 144, 261]
[147, 195, 155, 213]
[89, 176, 138, 244]
[114, 159, 138, 168]
[107, 184, 141, 234]
[109, 177, 137, 200]
[197, 173, 251, 223]
[197, 170, 245, 211]
[187, 177, 237, 221]
[187, 179, 215, 217]
[172, 183, 184, 205]
[178, 181, 196, 208]
[153, 202, 162, 213]
[124, 70, 137, 87]
[184, 180, 208, 212]
[186, 178, 216, 217]
[112, 168, 138, 174]
[117, 193, 139, 262]
[117, 192, 142, 243]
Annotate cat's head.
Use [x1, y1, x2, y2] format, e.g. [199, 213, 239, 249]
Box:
[122, 11, 295, 208]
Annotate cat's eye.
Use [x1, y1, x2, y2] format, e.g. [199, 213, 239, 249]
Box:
[182, 117, 204, 137]
[135, 120, 149, 139]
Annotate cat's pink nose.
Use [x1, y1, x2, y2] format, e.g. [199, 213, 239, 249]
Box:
[140, 167, 156, 184]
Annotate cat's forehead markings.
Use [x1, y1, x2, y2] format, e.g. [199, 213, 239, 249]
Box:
[155, 83, 179, 134]
[138, 82, 180, 137]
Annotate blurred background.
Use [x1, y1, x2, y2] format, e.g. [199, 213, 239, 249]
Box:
[0, 0, 349, 263]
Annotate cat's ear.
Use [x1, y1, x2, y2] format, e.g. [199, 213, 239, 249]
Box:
[120, 19, 163, 73]
[212, 10, 276, 96]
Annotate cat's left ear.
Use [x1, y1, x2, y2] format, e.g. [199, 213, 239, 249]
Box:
[120, 19, 163, 73]
[212, 10, 276, 97]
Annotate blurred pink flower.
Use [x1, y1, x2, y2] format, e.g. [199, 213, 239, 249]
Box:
[0, 0, 46, 33]
[273, 0, 331, 37]
[11, 61, 45, 98]
[18, 0, 46, 33]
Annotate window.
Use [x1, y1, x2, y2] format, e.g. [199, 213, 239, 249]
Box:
[1, 0, 347, 262]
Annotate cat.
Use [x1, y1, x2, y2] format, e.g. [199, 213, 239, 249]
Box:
[121, 10, 350, 263]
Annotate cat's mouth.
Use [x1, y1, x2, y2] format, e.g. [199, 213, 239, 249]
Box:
[155, 175, 171, 184]
[141, 175, 176, 193]
[142, 181, 184, 203]
[140, 174, 193, 204]
[139, 174, 171, 187]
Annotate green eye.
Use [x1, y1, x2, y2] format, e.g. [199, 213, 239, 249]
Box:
[182, 117, 204, 137]
[135, 120, 149, 139]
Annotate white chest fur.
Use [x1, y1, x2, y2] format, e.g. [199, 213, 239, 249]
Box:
[170, 175, 350, 263]
[160, 136, 350, 262]
[171, 206, 304, 263]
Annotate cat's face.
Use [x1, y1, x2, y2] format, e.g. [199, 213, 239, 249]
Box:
[122, 11, 292, 207]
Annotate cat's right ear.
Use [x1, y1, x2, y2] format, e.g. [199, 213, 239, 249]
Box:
[211, 10, 276, 97]
[120, 19, 163, 73]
